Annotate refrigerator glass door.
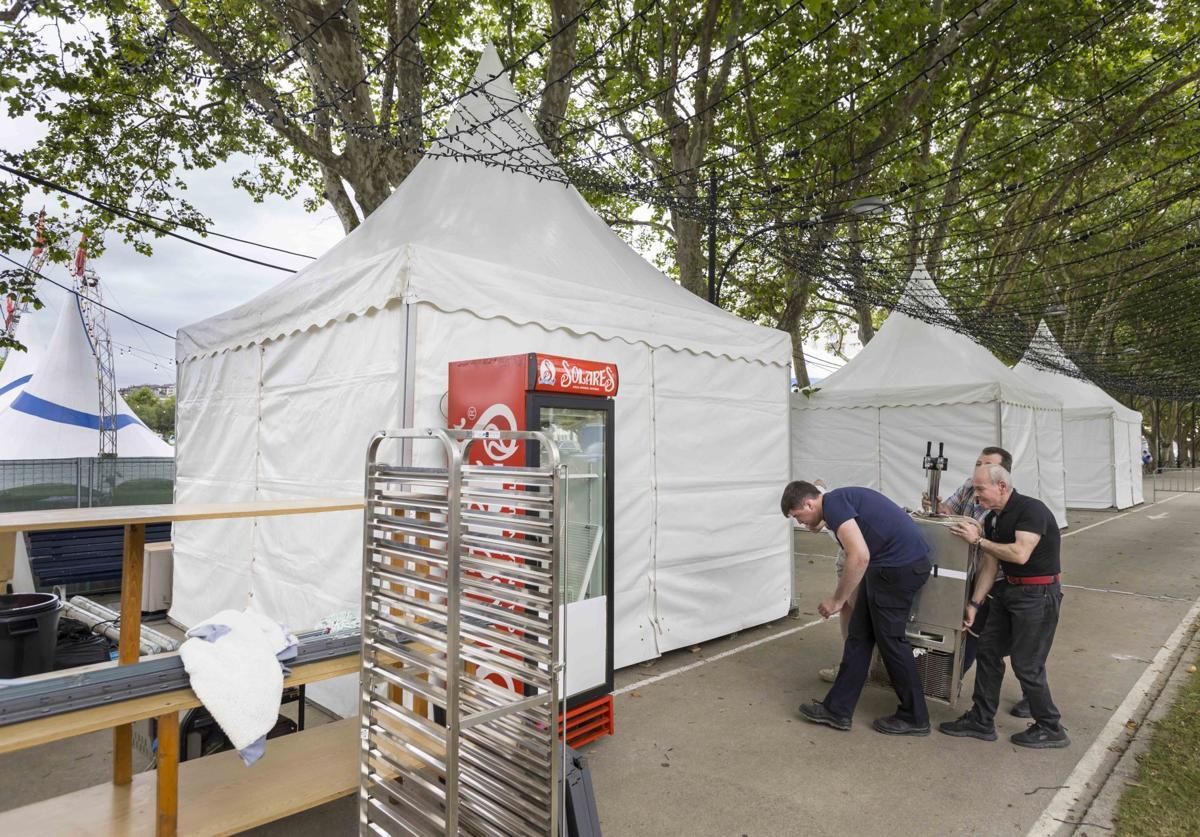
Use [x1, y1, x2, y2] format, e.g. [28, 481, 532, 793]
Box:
[537, 404, 608, 699]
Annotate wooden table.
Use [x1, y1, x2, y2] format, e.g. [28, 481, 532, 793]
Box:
[0, 498, 364, 836]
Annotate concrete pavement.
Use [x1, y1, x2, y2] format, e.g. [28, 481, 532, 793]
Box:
[584, 488, 1200, 836]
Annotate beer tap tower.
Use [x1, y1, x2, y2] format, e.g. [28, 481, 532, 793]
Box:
[923, 440, 949, 513]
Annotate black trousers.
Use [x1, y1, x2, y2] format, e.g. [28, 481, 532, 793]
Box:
[969, 581, 1063, 730]
[823, 557, 932, 724]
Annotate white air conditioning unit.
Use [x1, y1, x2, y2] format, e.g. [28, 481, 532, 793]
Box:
[141, 542, 173, 613]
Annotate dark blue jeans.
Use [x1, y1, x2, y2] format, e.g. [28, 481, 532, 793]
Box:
[969, 581, 1063, 730]
[824, 557, 932, 724]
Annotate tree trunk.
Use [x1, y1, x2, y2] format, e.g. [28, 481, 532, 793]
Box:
[776, 264, 813, 387]
[1150, 398, 1161, 467]
[536, 0, 582, 156]
[670, 209, 707, 297]
[848, 220, 874, 344]
[1190, 401, 1197, 467]
[1171, 400, 1184, 467]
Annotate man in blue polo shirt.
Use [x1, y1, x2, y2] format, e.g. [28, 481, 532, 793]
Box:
[781, 481, 933, 735]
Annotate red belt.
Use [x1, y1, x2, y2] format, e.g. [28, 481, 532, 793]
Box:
[1005, 573, 1061, 585]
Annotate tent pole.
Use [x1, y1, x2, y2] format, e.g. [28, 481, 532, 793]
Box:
[401, 304, 417, 467]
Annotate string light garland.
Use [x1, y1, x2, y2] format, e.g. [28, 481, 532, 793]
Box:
[5, 0, 1198, 400]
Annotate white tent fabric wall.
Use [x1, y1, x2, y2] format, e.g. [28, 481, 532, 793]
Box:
[1013, 321, 1144, 509]
[173, 347, 260, 619]
[0, 294, 173, 459]
[791, 269, 1069, 527]
[174, 46, 792, 716]
[0, 310, 44, 411]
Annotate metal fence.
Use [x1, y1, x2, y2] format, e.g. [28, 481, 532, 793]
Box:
[1152, 467, 1200, 502]
[0, 457, 175, 513]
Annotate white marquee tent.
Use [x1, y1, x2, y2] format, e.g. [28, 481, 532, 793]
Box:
[791, 269, 1069, 527]
[173, 46, 793, 708]
[1013, 321, 1143, 509]
[0, 293, 174, 459]
[0, 309, 45, 412]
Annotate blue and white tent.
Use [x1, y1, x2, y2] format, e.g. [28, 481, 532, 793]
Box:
[0, 308, 46, 412]
[0, 293, 173, 458]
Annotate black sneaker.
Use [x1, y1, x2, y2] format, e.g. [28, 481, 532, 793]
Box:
[798, 701, 851, 731]
[1010, 698, 1032, 719]
[872, 714, 930, 736]
[937, 713, 998, 741]
[1011, 722, 1070, 749]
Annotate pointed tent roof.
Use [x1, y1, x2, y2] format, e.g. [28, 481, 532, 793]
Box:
[0, 308, 46, 412]
[0, 293, 174, 459]
[177, 45, 790, 367]
[805, 267, 1060, 409]
[1014, 320, 1140, 421]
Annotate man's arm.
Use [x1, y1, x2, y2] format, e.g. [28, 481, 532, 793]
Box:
[978, 530, 1041, 565]
[950, 519, 1041, 565]
[818, 519, 869, 618]
[964, 552, 999, 628]
[936, 479, 972, 516]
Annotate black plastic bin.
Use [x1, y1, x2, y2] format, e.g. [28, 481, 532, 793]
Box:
[0, 593, 64, 678]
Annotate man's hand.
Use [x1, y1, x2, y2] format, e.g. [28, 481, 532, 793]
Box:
[963, 604, 977, 629]
[949, 519, 982, 544]
[818, 596, 843, 619]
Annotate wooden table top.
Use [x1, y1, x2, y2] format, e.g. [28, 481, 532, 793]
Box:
[0, 498, 364, 533]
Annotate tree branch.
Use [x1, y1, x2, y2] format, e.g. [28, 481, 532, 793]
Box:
[0, 0, 31, 22]
[152, 0, 342, 172]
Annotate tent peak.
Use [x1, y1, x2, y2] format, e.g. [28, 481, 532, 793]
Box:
[896, 264, 959, 326]
[1023, 319, 1080, 374]
[472, 43, 505, 89]
[434, 43, 560, 175]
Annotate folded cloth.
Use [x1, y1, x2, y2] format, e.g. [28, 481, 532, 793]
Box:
[180, 609, 299, 766]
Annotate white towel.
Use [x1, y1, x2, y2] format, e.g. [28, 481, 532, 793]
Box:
[179, 609, 294, 757]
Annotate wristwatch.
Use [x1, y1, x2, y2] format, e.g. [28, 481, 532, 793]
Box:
[968, 599, 985, 609]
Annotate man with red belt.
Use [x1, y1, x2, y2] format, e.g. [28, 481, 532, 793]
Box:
[938, 464, 1069, 749]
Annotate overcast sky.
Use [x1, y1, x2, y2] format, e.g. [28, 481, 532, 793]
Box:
[2, 98, 849, 389]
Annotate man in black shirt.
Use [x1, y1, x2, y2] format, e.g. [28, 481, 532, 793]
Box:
[937, 464, 1069, 749]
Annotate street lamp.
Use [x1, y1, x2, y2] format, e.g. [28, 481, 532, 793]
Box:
[846, 196, 891, 217]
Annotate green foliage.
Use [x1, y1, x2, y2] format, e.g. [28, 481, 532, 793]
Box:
[0, 0, 1197, 394]
[124, 386, 174, 438]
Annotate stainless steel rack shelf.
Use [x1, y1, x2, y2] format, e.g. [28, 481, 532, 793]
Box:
[360, 428, 566, 837]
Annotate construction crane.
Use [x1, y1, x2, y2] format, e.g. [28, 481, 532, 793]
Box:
[71, 233, 119, 457]
[1, 211, 48, 361]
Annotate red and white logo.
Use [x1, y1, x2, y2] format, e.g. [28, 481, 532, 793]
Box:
[454, 402, 520, 462]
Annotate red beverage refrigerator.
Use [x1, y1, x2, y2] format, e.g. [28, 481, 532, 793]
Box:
[448, 353, 617, 746]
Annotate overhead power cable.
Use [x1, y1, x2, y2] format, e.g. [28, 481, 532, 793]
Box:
[0, 162, 299, 273]
[0, 253, 175, 339]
